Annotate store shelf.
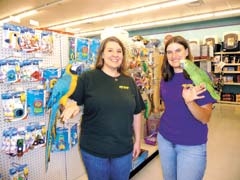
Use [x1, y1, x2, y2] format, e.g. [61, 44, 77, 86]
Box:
[214, 71, 240, 74]
[194, 59, 210, 62]
[218, 101, 240, 105]
[222, 71, 240, 74]
[130, 142, 158, 178]
[214, 51, 240, 104]
[223, 82, 240, 85]
[215, 51, 240, 55]
[223, 63, 240, 66]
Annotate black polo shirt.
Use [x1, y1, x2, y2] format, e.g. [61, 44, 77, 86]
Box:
[70, 69, 145, 158]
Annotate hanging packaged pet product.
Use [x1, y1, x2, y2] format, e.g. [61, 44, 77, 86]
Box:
[69, 37, 76, 62]
[70, 123, 78, 147]
[0, 59, 20, 83]
[89, 38, 100, 64]
[9, 162, 29, 180]
[1, 91, 27, 121]
[76, 38, 89, 62]
[51, 127, 69, 152]
[51, 122, 79, 152]
[27, 89, 44, 116]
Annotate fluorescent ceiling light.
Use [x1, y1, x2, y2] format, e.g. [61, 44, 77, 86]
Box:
[76, 8, 240, 37]
[65, 27, 81, 33]
[75, 30, 103, 37]
[49, 0, 198, 29]
[0, 17, 11, 24]
[0, 0, 63, 25]
[214, 9, 240, 16]
[10, 16, 21, 23]
[30, 19, 40, 26]
[0, 10, 38, 25]
[160, 0, 198, 8]
[16, 10, 38, 19]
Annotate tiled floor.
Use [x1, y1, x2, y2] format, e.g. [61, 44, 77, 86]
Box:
[131, 103, 240, 180]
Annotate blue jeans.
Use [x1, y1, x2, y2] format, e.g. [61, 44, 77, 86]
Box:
[157, 133, 206, 180]
[80, 149, 132, 180]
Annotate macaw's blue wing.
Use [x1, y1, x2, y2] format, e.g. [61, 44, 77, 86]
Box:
[45, 64, 79, 171]
[46, 69, 72, 109]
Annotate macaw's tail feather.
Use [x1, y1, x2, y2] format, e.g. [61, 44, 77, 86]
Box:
[45, 103, 59, 172]
[45, 131, 52, 172]
[48, 103, 59, 138]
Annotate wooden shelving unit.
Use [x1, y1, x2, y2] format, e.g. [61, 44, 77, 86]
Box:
[214, 51, 240, 104]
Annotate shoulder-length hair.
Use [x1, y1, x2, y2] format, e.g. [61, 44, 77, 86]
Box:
[95, 36, 130, 76]
[161, 35, 194, 81]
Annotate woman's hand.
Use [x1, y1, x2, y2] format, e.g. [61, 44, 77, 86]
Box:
[182, 83, 206, 104]
[132, 141, 141, 160]
[60, 99, 80, 123]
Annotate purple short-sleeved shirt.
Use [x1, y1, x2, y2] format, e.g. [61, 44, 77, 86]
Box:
[158, 72, 216, 145]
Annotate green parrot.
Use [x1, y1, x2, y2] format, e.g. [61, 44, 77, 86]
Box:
[180, 59, 220, 101]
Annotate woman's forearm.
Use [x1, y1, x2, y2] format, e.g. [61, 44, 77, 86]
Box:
[185, 102, 213, 124]
[133, 113, 142, 143]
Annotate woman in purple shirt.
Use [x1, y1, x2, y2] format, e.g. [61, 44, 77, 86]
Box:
[157, 35, 216, 180]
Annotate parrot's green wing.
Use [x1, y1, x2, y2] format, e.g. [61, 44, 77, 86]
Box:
[180, 59, 220, 101]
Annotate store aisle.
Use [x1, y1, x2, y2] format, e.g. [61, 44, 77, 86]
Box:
[131, 103, 240, 180]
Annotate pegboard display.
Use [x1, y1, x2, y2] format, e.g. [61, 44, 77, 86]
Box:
[0, 26, 85, 180]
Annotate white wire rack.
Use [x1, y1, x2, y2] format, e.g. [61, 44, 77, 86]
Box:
[0, 27, 85, 180]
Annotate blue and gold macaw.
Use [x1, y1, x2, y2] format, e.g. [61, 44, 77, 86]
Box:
[180, 59, 220, 101]
[45, 63, 80, 171]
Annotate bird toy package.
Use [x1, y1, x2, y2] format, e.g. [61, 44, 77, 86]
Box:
[1, 122, 46, 158]
[70, 123, 78, 147]
[51, 127, 70, 152]
[27, 89, 45, 116]
[19, 59, 42, 82]
[0, 59, 20, 83]
[2, 23, 21, 50]
[89, 38, 100, 64]
[1, 91, 27, 122]
[69, 37, 76, 62]
[40, 31, 53, 54]
[76, 38, 89, 62]
[8, 163, 29, 180]
[0, 60, 8, 83]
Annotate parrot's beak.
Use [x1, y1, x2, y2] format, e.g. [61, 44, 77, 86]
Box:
[179, 59, 185, 68]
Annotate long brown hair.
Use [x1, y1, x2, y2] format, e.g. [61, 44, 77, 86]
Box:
[161, 35, 194, 81]
[95, 36, 129, 76]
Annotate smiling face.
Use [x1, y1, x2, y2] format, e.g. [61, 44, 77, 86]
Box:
[166, 42, 189, 73]
[102, 41, 123, 71]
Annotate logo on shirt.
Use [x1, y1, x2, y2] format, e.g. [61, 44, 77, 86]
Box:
[119, 85, 129, 90]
